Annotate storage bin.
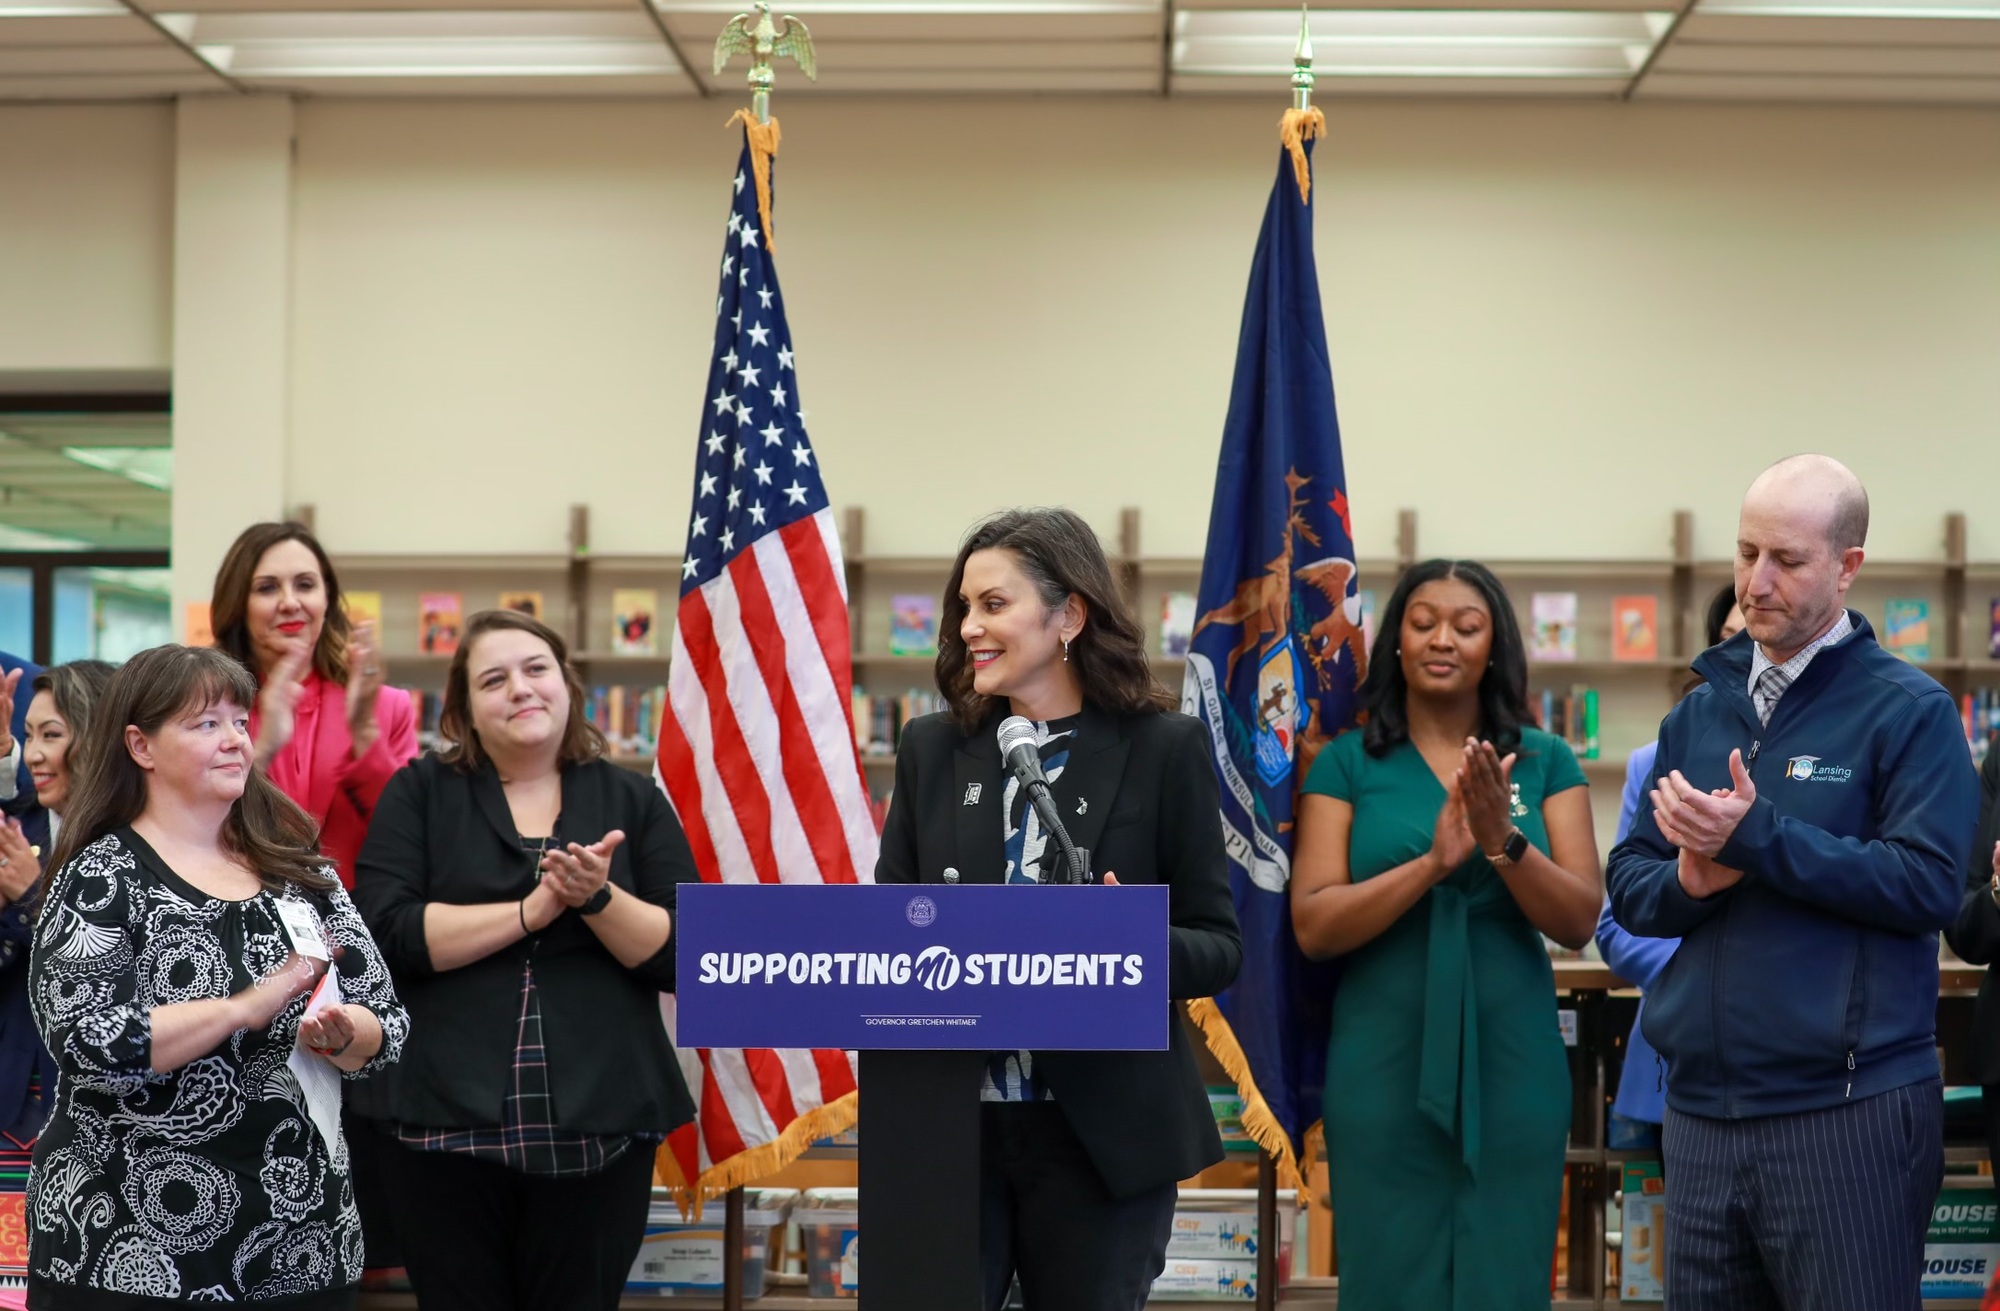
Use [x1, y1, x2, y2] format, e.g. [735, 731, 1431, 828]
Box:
[625, 1187, 797, 1299]
[798, 1186, 859, 1299]
[1152, 1190, 1297, 1301]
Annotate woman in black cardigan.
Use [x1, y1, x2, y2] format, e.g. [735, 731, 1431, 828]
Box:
[877, 507, 1243, 1311]
[1947, 745, 2000, 1166]
[353, 609, 695, 1311]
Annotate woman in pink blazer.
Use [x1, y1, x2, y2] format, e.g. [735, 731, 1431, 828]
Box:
[212, 521, 419, 888]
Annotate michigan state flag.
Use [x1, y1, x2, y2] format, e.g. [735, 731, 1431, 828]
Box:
[1183, 121, 1364, 1188]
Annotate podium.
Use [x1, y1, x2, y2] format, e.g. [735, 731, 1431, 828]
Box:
[677, 883, 1171, 1311]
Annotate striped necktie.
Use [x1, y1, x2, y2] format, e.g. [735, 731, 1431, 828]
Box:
[1755, 665, 1791, 726]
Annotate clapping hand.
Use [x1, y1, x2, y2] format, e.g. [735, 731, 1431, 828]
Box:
[1653, 749, 1755, 898]
[1427, 775, 1478, 881]
[298, 1003, 357, 1058]
[541, 830, 626, 909]
[0, 667, 19, 758]
[345, 620, 383, 758]
[254, 647, 311, 765]
[1457, 738, 1519, 858]
[0, 819, 39, 904]
[238, 952, 328, 1031]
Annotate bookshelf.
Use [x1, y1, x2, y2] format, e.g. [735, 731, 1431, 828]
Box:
[312, 501, 1990, 841]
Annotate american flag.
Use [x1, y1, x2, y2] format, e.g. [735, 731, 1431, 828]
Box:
[656, 133, 874, 1199]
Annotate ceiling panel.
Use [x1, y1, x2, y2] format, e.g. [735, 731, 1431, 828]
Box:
[0, 43, 206, 72]
[0, 415, 171, 550]
[0, 70, 222, 94]
[1676, 11, 2000, 39]
[0, 13, 171, 43]
[659, 8, 1164, 40]
[1637, 68, 2000, 96]
[243, 69, 691, 89]
[772, 64, 1162, 88]
[784, 37, 1161, 69]
[1174, 70, 1634, 92]
[1655, 39, 2000, 71]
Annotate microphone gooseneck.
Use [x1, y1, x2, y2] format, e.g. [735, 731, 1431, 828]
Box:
[996, 715, 1087, 885]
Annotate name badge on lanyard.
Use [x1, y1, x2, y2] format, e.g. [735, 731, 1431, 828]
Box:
[274, 898, 333, 962]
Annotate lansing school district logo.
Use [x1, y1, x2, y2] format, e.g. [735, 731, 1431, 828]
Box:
[905, 896, 937, 928]
[1786, 755, 1853, 783]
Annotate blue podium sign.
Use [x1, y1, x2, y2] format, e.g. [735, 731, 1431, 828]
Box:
[675, 884, 1169, 1051]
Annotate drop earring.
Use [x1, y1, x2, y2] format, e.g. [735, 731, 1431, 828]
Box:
[1063, 638, 1071, 662]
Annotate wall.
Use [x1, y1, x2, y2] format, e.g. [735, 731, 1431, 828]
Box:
[282, 97, 2000, 566]
[3, 96, 1995, 569]
[0, 104, 175, 377]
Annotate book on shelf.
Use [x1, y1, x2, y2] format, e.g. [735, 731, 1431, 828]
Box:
[498, 590, 545, 622]
[1535, 684, 1600, 760]
[612, 589, 660, 656]
[1882, 598, 1930, 662]
[1159, 592, 1196, 658]
[851, 688, 946, 757]
[1964, 688, 2000, 764]
[1530, 593, 1578, 662]
[419, 593, 463, 656]
[344, 591, 383, 630]
[1611, 595, 1659, 662]
[888, 594, 938, 656]
[582, 683, 668, 756]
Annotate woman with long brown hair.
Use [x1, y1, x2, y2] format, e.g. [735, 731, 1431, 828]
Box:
[352, 609, 695, 1311]
[875, 507, 1242, 1311]
[211, 521, 418, 889]
[26, 645, 407, 1309]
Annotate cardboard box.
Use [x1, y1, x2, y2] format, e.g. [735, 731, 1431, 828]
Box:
[1165, 1190, 1297, 1266]
[1924, 1181, 2000, 1300]
[625, 1188, 794, 1299]
[1151, 1258, 1259, 1301]
[1621, 1160, 1666, 1303]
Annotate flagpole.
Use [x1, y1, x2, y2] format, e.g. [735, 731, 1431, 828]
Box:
[1292, 4, 1314, 113]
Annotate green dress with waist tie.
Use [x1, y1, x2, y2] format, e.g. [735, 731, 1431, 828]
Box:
[1304, 726, 1583, 1311]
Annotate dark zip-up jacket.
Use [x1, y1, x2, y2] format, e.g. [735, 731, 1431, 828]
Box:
[1607, 612, 1977, 1119]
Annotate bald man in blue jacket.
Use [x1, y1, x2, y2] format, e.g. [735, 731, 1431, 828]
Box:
[1608, 455, 1978, 1311]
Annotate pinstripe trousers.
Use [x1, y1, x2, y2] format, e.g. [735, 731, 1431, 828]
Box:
[1660, 1080, 1943, 1311]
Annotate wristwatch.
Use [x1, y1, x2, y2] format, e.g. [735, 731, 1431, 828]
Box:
[1487, 828, 1530, 868]
[581, 885, 613, 916]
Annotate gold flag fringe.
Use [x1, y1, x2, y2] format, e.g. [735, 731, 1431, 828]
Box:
[727, 109, 782, 253]
[655, 1088, 858, 1221]
[1185, 997, 1321, 1195]
[1278, 106, 1327, 208]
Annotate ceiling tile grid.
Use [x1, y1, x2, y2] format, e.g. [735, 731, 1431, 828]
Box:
[0, 0, 1994, 108]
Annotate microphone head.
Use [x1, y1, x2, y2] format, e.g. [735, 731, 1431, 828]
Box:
[996, 715, 1038, 760]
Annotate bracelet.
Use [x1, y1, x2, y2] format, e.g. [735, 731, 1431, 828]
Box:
[520, 896, 531, 935]
[313, 1036, 354, 1059]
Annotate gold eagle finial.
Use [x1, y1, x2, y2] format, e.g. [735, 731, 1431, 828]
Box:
[713, 2, 817, 122]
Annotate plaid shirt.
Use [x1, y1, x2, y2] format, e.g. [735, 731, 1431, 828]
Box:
[398, 836, 646, 1178]
[1748, 610, 1853, 724]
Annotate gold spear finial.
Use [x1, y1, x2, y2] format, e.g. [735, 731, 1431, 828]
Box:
[1292, 4, 1315, 113]
[713, 1, 817, 125]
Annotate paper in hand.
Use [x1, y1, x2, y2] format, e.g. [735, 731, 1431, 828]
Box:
[289, 968, 346, 1153]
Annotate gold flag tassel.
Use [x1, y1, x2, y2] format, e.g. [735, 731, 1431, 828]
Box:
[1185, 998, 1315, 1195]
[1279, 107, 1326, 209]
[655, 1089, 858, 1220]
[726, 108, 782, 252]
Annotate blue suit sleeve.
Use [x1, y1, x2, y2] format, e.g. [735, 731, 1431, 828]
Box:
[1718, 690, 1974, 935]
[1607, 697, 1739, 938]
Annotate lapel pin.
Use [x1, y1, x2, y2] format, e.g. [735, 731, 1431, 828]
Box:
[1076, 798, 1088, 816]
[963, 783, 983, 806]
[942, 868, 959, 885]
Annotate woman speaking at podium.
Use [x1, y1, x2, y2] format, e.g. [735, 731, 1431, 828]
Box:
[876, 507, 1243, 1311]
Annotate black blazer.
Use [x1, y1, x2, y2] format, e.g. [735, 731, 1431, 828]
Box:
[353, 754, 697, 1136]
[1948, 747, 2000, 1085]
[876, 704, 1244, 1197]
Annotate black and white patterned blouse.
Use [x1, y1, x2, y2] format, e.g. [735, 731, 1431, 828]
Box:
[26, 828, 410, 1309]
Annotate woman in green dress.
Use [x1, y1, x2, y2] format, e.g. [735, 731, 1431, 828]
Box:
[1292, 559, 1603, 1311]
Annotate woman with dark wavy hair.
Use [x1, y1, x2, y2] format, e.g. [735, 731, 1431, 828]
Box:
[878, 507, 1242, 1311]
[1290, 558, 1601, 1311]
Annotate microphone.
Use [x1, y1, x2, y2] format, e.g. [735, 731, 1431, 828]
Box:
[997, 716, 1088, 885]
